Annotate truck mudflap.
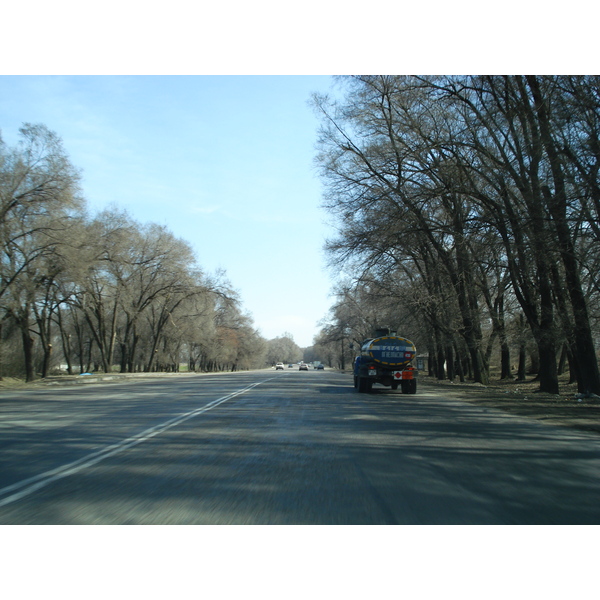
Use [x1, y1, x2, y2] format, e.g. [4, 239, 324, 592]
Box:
[393, 367, 415, 381]
[354, 365, 417, 394]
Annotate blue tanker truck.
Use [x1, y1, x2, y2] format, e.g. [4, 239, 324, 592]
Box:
[353, 330, 417, 394]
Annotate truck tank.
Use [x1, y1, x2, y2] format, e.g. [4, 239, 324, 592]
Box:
[360, 336, 416, 369]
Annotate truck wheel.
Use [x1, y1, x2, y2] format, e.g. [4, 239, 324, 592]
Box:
[391, 382, 399, 390]
[402, 380, 417, 394]
[357, 377, 366, 393]
[358, 377, 372, 393]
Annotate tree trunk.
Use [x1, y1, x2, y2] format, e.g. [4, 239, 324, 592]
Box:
[454, 340, 466, 383]
[531, 280, 559, 393]
[528, 76, 600, 395]
[434, 328, 445, 380]
[518, 343, 527, 381]
[500, 341, 512, 379]
[41, 343, 52, 378]
[21, 326, 35, 382]
[445, 342, 455, 381]
[557, 344, 567, 376]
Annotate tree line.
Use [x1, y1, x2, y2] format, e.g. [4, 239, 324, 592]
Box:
[0, 123, 274, 380]
[311, 76, 600, 395]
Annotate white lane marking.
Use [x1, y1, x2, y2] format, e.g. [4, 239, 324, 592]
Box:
[0, 378, 273, 508]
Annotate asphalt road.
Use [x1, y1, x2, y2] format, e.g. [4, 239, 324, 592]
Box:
[1, 368, 600, 524]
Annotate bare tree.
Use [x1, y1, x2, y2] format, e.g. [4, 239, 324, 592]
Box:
[0, 124, 83, 380]
[313, 77, 491, 383]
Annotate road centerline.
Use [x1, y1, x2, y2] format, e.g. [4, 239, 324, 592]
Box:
[0, 377, 275, 508]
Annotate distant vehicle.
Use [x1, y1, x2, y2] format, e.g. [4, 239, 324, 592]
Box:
[275, 362, 284, 370]
[353, 330, 417, 394]
[299, 363, 309, 371]
[288, 364, 294, 368]
[316, 364, 324, 370]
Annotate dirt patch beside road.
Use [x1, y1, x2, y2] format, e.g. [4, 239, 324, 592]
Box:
[420, 375, 600, 436]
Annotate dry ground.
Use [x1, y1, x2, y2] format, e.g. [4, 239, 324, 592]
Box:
[420, 374, 600, 436]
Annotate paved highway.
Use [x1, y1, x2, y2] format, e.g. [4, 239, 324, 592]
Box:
[1, 368, 600, 524]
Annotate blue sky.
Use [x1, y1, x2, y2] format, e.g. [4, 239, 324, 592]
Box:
[1, 4, 593, 346]
[0, 75, 339, 347]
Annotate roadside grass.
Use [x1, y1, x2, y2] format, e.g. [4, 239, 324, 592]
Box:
[420, 373, 600, 435]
